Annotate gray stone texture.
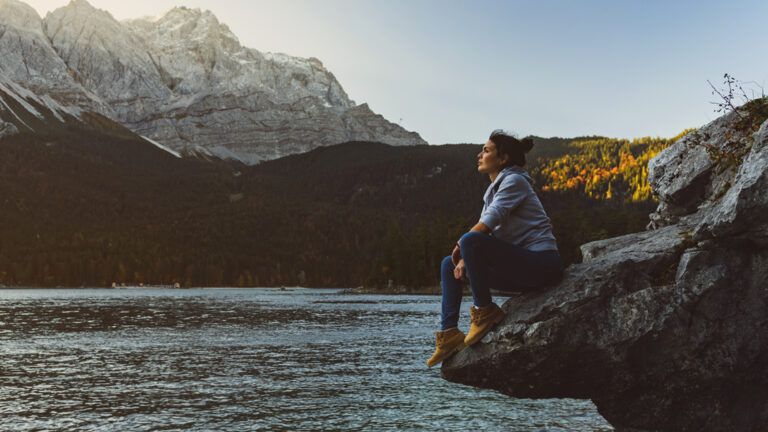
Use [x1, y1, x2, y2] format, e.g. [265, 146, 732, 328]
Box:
[443, 102, 768, 432]
[0, 0, 426, 163]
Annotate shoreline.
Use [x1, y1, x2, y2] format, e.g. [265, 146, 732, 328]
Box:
[0, 285, 444, 295]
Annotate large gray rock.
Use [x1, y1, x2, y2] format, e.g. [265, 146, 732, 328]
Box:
[443, 100, 768, 432]
[694, 118, 768, 244]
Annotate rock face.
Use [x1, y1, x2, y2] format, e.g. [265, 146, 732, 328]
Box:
[0, 0, 101, 112]
[442, 100, 768, 432]
[0, 72, 155, 143]
[0, 0, 426, 163]
[0, 72, 81, 131]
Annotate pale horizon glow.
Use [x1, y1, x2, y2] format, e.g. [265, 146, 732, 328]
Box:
[21, 0, 768, 144]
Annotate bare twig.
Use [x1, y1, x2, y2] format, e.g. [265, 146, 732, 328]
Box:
[708, 73, 763, 118]
[740, 80, 766, 99]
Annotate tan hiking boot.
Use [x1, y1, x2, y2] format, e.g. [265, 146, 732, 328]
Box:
[426, 328, 466, 368]
[464, 303, 505, 347]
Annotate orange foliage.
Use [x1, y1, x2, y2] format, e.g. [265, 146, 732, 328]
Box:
[531, 134, 685, 202]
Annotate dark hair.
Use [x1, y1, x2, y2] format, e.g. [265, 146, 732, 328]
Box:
[489, 129, 534, 167]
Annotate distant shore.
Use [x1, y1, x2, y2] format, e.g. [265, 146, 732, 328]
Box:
[339, 286, 441, 295]
[0, 285, 444, 295]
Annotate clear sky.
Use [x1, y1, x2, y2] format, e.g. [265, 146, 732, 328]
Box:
[23, 0, 768, 144]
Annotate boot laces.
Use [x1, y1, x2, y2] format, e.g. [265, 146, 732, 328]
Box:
[470, 307, 481, 324]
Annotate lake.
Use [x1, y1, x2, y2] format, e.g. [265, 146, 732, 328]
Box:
[0, 288, 613, 431]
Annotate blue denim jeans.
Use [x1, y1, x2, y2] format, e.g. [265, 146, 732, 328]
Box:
[440, 231, 564, 330]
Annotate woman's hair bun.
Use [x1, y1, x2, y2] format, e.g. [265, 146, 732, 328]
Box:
[520, 137, 534, 153]
[489, 129, 534, 153]
[489, 129, 533, 167]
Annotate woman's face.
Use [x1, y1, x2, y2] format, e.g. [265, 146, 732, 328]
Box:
[477, 140, 507, 174]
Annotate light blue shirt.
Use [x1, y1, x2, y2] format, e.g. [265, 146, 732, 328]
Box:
[479, 166, 558, 252]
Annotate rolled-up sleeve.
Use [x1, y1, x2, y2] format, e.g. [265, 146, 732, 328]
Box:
[479, 174, 528, 228]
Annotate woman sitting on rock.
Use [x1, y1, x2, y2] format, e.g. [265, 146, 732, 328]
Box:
[428, 129, 563, 368]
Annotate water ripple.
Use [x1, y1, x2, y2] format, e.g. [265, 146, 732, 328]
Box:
[0, 288, 613, 431]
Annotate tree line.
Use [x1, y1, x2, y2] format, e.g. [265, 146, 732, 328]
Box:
[0, 131, 691, 289]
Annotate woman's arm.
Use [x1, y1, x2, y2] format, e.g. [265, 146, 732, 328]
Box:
[468, 221, 492, 234]
[451, 222, 492, 265]
[479, 174, 528, 229]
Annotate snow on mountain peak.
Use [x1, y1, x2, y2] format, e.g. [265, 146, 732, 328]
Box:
[67, 0, 95, 9]
[0, 0, 427, 163]
[45, 0, 128, 47]
[50, 0, 118, 24]
[44, 0, 170, 110]
[0, 0, 104, 113]
[136, 6, 241, 53]
[0, 0, 43, 35]
[0, 72, 85, 130]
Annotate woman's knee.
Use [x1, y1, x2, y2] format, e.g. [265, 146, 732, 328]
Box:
[440, 255, 454, 273]
[458, 231, 487, 250]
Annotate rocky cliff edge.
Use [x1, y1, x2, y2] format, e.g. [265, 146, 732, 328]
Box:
[442, 99, 768, 432]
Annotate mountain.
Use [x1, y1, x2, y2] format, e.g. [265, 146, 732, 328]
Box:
[0, 0, 669, 290]
[0, 0, 425, 164]
[0, 0, 103, 113]
[0, 72, 138, 140]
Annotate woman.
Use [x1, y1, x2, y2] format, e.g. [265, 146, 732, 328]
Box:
[427, 129, 563, 368]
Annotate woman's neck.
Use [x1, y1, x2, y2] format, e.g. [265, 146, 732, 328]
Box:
[489, 165, 521, 182]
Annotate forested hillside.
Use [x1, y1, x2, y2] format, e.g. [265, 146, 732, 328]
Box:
[0, 131, 689, 289]
[533, 131, 694, 201]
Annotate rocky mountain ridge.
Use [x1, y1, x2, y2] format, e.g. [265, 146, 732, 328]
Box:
[443, 99, 768, 431]
[0, 0, 425, 163]
[0, 72, 137, 139]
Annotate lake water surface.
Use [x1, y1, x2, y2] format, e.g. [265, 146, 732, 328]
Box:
[0, 288, 613, 431]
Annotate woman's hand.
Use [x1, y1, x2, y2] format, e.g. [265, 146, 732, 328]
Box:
[453, 259, 466, 280]
[451, 244, 461, 265]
